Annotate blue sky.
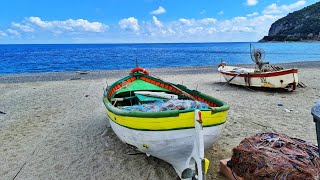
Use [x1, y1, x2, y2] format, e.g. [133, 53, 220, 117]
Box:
[0, 0, 318, 44]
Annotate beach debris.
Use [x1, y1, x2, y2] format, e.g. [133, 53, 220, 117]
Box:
[230, 133, 320, 180]
[69, 77, 82, 80]
[0, 111, 6, 114]
[76, 71, 89, 75]
[284, 108, 290, 112]
[284, 108, 292, 112]
[277, 103, 283, 106]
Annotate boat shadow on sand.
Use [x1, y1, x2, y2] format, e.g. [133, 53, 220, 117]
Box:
[211, 81, 301, 94]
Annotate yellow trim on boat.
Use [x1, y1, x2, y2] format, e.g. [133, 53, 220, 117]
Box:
[105, 109, 227, 131]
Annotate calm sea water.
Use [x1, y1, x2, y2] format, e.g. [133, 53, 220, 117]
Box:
[0, 42, 319, 74]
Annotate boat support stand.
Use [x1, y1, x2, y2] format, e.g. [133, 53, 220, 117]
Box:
[181, 110, 210, 180]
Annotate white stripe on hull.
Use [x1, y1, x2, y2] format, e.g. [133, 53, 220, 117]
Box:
[109, 120, 224, 177]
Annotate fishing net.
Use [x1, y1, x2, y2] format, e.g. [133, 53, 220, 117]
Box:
[121, 99, 209, 112]
[230, 133, 320, 180]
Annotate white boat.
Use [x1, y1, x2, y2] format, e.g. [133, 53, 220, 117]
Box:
[218, 65, 298, 90]
[218, 45, 299, 90]
[103, 67, 229, 179]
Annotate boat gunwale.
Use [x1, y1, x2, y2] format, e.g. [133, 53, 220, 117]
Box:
[220, 67, 298, 78]
[103, 72, 230, 118]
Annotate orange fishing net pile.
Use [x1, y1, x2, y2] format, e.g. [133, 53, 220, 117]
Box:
[230, 133, 320, 180]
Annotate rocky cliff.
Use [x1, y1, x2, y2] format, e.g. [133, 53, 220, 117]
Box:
[260, 2, 320, 42]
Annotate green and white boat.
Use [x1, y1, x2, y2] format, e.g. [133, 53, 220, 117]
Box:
[103, 67, 229, 179]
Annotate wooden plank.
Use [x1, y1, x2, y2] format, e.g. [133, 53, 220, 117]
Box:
[136, 94, 164, 102]
[110, 98, 124, 101]
[219, 158, 244, 180]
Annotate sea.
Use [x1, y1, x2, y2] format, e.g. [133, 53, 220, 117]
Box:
[0, 42, 319, 75]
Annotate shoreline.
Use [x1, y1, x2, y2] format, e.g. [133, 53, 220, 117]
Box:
[1, 60, 320, 84]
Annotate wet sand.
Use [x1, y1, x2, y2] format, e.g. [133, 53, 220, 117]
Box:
[1, 62, 320, 179]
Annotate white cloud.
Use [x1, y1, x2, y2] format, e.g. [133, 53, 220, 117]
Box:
[28, 17, 49, 28]
[200, 18, 217, 25]
[0, 31, 8, 37]
[247, 12, 259, 17]
[247, 0, 258, 6]
[139, 12, 282, 42]
[0, 0, 309, 43]
[0, 16, 108, 40]
[263, 0, 306, 14]
[150, 6, 166, 15]
[147, 16, 256, 37]
[232, 16, 247, 22]
[179, 18, 194, 26]
[119, 17, 140, 31]
[207, 27, 217, 34]
[26, 16, 107, 32]
[186, 27, 204, 34]
[152, 16, 163, 28]
[7, 29, 20, 36]
[12, 22, 34, 32]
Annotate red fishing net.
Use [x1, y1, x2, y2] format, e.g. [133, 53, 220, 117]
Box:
[230, 133, 320, 180]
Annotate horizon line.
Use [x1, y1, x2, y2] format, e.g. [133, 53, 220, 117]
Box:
[0, 41, 259, 45]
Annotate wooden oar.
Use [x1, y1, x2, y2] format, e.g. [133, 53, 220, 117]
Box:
[170, 83, 198, 101]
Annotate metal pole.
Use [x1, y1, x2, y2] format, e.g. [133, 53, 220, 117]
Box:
[314, 118, 320, 153]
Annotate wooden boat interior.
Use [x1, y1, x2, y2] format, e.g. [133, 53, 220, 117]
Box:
[106, 73, 221, 109]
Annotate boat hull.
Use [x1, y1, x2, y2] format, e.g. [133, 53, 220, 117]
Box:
[102, 70, 230, 179]
[108, 116, 225, 177]
[219, 66, 298, 89]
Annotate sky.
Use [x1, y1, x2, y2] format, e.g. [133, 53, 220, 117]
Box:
[0, 0, 318, 44]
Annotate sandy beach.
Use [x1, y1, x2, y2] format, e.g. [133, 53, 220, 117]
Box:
[1, 61, 320, 180]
